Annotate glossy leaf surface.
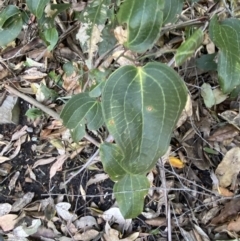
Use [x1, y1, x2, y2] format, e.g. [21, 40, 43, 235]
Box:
[117, 0, 164, 53]
[60, 93, 103, 142]
[210, 16, 240, 93]
[26, 0, 50, 19]
[175, 29, 203, 66]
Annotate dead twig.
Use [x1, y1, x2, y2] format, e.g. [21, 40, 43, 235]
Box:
[4, 84, 100, 147]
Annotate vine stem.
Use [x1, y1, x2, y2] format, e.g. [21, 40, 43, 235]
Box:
[4, 84, 100, 147]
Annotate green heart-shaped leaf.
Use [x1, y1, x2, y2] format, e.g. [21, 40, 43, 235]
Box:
[60, 93, 103, 142]
[117, 0, 164, 53]
[209, 16, 240, 93]
[102, 62, 187, 175]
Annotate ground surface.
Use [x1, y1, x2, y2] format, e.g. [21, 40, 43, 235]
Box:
[1, 1, 240, 241]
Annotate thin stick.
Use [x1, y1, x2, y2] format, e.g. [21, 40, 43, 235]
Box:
[4, 84, 100, 147]
[5, 84, 60, 120]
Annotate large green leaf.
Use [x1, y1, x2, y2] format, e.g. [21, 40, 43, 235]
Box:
[175, 29, 203, 66]
[0, 13, 23, 47]
[0, 5, 20, 28]
[209, 16, 240, 94]
[102, 62, 187, 175]
[163, 0, 184, 25]
[113, 174, 149, 218]
[26, 0, 50, 19]
[117, 0, 164, 53]
[60, 93, 103, 142]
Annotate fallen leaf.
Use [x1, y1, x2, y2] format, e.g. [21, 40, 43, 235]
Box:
[0, 203, 12, 216]
[0, 156, 10, 163]
[145, 217, 167, 227]
[11, 192, 34, 212]
[0, 214, 18, 231]
[218, 187, 234, 197]
[215, 147, 240, 187]
[176, 94, 192, 128]
[114, 26, 127, 45]
[55, 202, 77, 222]
[50, 154, 68, 179]
[8, 171, 20, 191]
[102, 207, 131, 231]
[74, 229, 99, 241]
[228, 216, 240, 232]
[13, 219, 41, 237]
[32, 157, 56, 169]
[74, 216, 98, 230]
[211, 197, 240, 225]
[86, 173, 109, 187]
[208, 124, 239, 142]
[168, 156, 185, 168]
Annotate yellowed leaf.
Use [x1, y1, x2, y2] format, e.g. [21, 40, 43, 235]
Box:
[169, 156, 184, 168]
[218, 187, 234, 197]
[228, 216, 240, 232]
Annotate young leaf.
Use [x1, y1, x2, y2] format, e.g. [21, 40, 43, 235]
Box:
[102, 62, 187, 175]
[113, 174, 149, 219]
[117, 0, 164, 53]
[26, 0, 50, 19]
[175, 29, 203, 66]
[209, 16, 240, 93]
[60, 93, 103, 142]
[44, 28, 58, 51]
[163, 0, 184, 25]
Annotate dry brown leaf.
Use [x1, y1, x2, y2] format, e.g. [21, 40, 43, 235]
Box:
[32, 157, 56, 169]
[215, 147, 240, 187]
[208, 124, 239, 142]
[114, 26, 127, 45]
[211, 197, 240, 225]
[86, 173, 109, 187]
[227, 216, 240, 232]
[168, 156, 185, 168]
[49, 154, 68, 179]
[0, 214, 18, 231]
[8, 171, 20, 191]
[218, 187, 234, 197]
[145, 217, 167, 227]
[11, 192, 34, 212]
[176, 94, 192, 128]
[74, 229, 99, 241]
[112, 49, 136, 66]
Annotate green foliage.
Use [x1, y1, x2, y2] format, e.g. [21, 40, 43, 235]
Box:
[163, 0, 184, 24]
[60, 93, 104, 142]
[25, 108, 43, 120]
[117, 0, 164, 53]
[175, 29, 203, 66]
[43, 28, 58, 51]
[26, 0, 50, 19]
[209, 16, 240, 94]
[0, 5, 23, 47]
[100, 63, 187, 217]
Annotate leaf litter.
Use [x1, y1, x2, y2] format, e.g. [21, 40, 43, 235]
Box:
[1, 0, 240, 240]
